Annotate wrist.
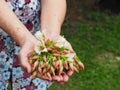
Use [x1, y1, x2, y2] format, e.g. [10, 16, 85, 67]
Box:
[41, 29, 61, 41]
[45, 33, 60, 41]
[19, 30, 37, 47]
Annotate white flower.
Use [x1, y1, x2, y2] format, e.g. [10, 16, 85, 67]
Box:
[58, 36, 66, 42]
[46, 81, 53, 88]
[0, 52, 13, 69]
[35, 31, 45, 41]
[0, 61, 9, 72]
[29, 0, 38, 10]
[14, 46, 20, 54]
[6, 58, 13, 69]
[0, 29, 8, 37]
[13, 83, 20, 90]
[55, 42, 64, 48]
[0, 82, 5, 90]
[3, 71, 10, 81]
[32, 78, 42, 86]
[6, 2, 14, 10]
[0, 51, 7, 60]
[37, 82, 47, 90]
[19, 88, 26, 90]
[55, 36, 66, 48]
[65, 53, 75, 62]
[17, 0, 25, 8]
[13, 67, 23, 79]
[34, 41, 47, 55]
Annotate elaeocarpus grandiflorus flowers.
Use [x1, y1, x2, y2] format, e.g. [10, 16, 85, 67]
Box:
[29, 31, 84, 81]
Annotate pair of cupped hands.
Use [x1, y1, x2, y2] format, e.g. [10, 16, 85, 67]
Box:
[18, 32, 74, 84]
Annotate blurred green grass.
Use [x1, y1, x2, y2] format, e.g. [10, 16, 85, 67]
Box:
[48, 12, 120, 90]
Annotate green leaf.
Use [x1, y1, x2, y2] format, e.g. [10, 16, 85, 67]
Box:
[46, 41, 54, 48]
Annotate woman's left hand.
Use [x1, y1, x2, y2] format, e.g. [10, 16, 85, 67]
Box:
[37, 35, 75, 84]
[54, 39, 75, 84]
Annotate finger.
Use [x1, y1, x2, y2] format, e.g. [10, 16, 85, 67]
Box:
[37, 73, 50, 81]
[55, 75, 64, 82]
[52, 76, 60, 82]
[27, 52, 33, 59]
[58, 81, 64, 85]
[19, 54, 32, 73]
[21, 60, 31, 73]
[25, 61, 31, 73]
[59, 75, 64, 81]
[63, 74, 69, 82]
[67, 70, 74, 76]
[41, 76, 50, 80]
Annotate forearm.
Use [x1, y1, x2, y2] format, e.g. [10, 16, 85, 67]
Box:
[0, 0, 34, 47]
[40, 0, 66, 40]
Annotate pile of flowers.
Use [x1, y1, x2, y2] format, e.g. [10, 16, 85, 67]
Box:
[29, 31, 84, 81]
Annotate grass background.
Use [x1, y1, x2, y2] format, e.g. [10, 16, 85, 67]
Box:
[48, 11, 120, 90]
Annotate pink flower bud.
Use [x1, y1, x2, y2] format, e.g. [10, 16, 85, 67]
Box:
[59, 60, 62, 67]
[32, 60, 39, 71]
[64, 61, 69, 70]
[47, 48, 52, 51]
[52, 57, 57, 61]
[31, 56, 38, 60]
[73, 66, 79, 73]
[67, 70, 73, 76]
[54, 61, 59, 69]
[29, 58, 33, 64]
[31, 71, 37, 79]
[74, 59, 84, 70]
[52, 62, 56, 68]
[43, 68, 47, 74]
[43, 56, 47, 62]
[69, 63, 74, 71]
[47, 72, 52, 81]
[38, 66, 42, 74]
[41, 63, 46, 68]
[78, 61, 84, 70]
[54, 53, 60, 56]
[63, 49, 70, 54]
[29, 56, 37, 65]
[50, 66, 55, 76]
[46, 64, 50, 71]
[58, 66, 63, 75]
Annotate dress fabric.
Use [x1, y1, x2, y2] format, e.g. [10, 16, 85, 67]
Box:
[0, 0, 52, 90]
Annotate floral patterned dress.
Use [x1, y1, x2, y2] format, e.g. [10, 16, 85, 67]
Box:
[0, 0, 52, 90]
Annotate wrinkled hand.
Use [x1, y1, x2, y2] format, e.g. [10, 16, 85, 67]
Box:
[18, 36, 38, 73]
[37, 35, 75, 84]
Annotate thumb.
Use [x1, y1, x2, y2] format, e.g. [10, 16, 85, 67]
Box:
[18, 54, 31, 73]
[22, 60, 31, 73]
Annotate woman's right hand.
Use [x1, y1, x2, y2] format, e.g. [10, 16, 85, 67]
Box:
[18, 34, 38, 73]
